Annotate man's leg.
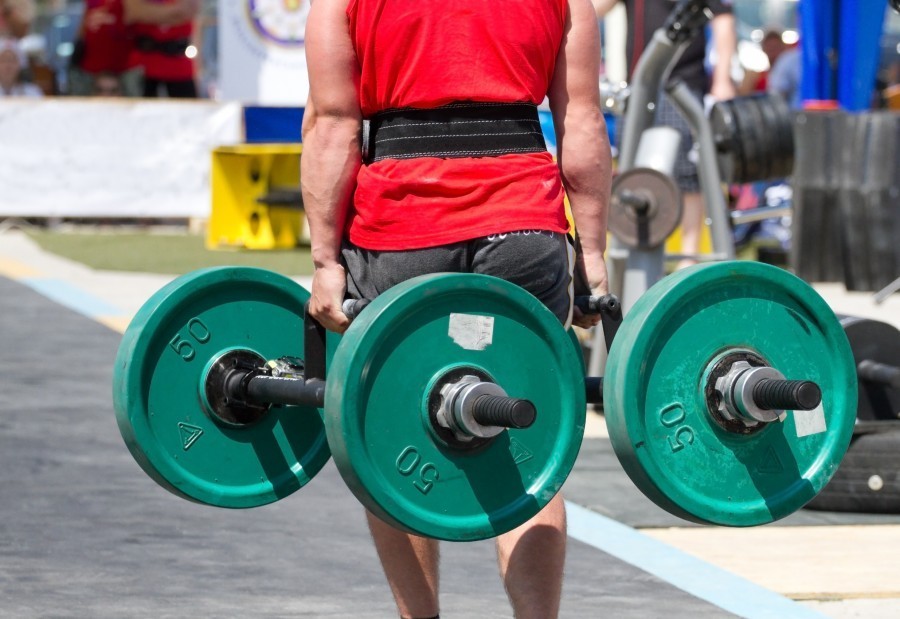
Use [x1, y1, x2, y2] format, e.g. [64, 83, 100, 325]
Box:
[342, 243, 468, 619]
[654, 92, 704, 270]
[472, 231, 574, 616]
[495, 494, 567, 618]
[367, 513, 441, 619]
[677, 191, 704, 270]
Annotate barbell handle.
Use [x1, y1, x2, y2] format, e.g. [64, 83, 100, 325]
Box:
[303, 300, 370, 380]
[344, 296, 624, 349]
[347, 296, 611, 320]
[585, 377, 604, 407]
[753, 379, 822, 412]
[303, 302, 327, 381]
[858, 360, 900, 389]
[574, 294, 624, 353]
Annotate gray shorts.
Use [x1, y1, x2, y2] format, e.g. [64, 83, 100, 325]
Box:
[342, 230, 575, 327]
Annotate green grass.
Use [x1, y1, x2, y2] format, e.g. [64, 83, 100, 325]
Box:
[26, 230, 315, 277]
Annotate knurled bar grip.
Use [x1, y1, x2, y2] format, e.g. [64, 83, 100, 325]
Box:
[471, 395, 537, 429]
[753, 379, 822, 411]
[245, 375, 326, 409]
[857, 360, 900, 389]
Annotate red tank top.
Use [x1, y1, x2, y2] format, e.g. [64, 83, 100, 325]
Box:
[80, 0, 132, 74]
[346, 0, 569, 250]
[127, 0, 194, 81]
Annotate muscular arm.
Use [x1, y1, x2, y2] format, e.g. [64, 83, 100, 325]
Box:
[710, 12, 737, 100]
[123, 0, 199, 26]
[301, 0, 361, 333]
[549, 0, 612, 320]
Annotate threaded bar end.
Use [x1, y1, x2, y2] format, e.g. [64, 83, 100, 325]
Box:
[753, 379, 822, 411]
[471, 395, 536, 429]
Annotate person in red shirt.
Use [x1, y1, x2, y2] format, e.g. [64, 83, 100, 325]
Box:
[123, 0, 199, 98]
[303, 0, 611, 617]
[70, 0, 137, 96]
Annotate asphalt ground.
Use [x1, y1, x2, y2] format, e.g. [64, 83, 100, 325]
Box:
[2, 229, 900, 618]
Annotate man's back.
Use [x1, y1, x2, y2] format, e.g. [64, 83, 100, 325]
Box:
[346, 0, 570, 251]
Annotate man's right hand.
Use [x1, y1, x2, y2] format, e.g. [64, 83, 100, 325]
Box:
[572, 251, 610, 329]
[309, 263, 351, 334]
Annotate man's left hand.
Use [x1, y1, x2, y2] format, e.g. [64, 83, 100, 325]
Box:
[309, 263, 351, 334]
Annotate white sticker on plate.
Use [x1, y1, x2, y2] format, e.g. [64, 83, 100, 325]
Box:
[794, 403, 827, 438]
[448, 313, 494, 351]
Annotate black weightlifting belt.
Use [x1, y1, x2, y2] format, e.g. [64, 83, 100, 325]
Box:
[363, 102, 547, 163]
[135, 35, 191, 57]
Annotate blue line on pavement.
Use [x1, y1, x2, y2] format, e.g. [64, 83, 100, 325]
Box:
[21, 278, 125, 320]
[564, 501, 826, 619]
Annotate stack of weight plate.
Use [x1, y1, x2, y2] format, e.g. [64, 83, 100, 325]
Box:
[837, 112, 900, 292]
[806, 315, 900, 513]
[790, 110, 847, 283]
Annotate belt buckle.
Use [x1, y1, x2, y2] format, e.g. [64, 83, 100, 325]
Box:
[361, 120, 371, 163]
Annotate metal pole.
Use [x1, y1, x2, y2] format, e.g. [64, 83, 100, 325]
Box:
[666, 81, 735, 260]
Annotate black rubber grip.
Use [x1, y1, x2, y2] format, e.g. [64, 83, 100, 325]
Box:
[574, 294, 620, 316]
[341, 299, 371, 320]
[753, 379, 822, 411]
[858, 360, 900, 389]
[471, 395, 536, 429]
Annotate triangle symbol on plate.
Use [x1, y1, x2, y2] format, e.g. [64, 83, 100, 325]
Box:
[178, 422, 204, 451]
[509, 438, 533, 465]
[756, 446, 784, 475]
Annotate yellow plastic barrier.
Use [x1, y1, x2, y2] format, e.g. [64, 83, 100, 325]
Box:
[664, 222, 713, 257]
[207, 144, 306, 250]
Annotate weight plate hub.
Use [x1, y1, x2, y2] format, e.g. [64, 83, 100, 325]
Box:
[604, 261, 857, 526]
[112, 267, 337, 508]
[326, 273, 586, 541]
[608, 167, 682, 249]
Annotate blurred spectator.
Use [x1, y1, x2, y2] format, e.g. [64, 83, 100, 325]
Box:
[93, 70, 124, 96]
[767, 44, 801, 108]
[738, 30, 788, 95]
[2, 0, 57, 95]
[880, 61, 900, 110]
[0, 0, 35, 39]
[70, 0, 142, 97]
[124, 0, 201, 98]
[0, 36, 41, 97]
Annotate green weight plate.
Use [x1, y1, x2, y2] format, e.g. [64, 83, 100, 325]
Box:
[113, 267, 337, 508]
[604, 261, 857, 526]
[326, 273, 586, 541]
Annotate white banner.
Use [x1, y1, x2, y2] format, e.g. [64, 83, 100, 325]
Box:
[219, 1, 311, 105]
[0, 99, 243, 218]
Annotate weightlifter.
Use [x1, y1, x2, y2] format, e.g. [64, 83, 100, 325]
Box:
[301, 0, 611, 617]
